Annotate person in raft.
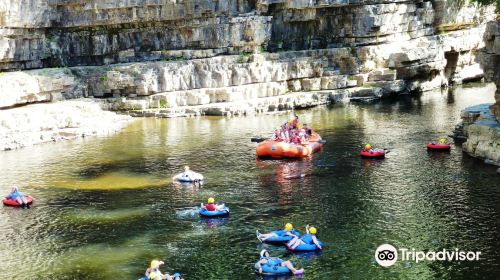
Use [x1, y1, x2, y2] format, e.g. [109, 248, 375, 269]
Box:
[271, 127, 282, 141]
[363, 144, 384, 153]
[301, 123, 312, 138]
[174, 166, 200, 181]
[363, 144, 373, 152]
[290, 115, 300, 129]
[433, 137, 447, 144]
[287, 225, 322, 250]
[4, 186, 30, 208]
[256, 249, 304, 275]
[256, 223, 299, 242]
[281, 124, 290, 142]
[297, 127, 307, 143]
[145, 260, 183, 280]
[201, 197, 224, 211]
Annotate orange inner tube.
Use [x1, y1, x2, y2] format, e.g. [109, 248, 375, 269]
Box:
[256, 133, 323, 158]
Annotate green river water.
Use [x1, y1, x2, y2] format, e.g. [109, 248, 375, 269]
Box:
[0, 83, 499, 280]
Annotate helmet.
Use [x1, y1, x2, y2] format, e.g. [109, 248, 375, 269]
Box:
[439, 138, 446, 144]
[208, 197, 215, 204]
[365, 144, 372, 150]
[309, 227, 317, 234]
[150, 260, 163, 269]
[184, 165, 190, 171]
[260, 249, 269, 258]
[284, 223, 293, 231]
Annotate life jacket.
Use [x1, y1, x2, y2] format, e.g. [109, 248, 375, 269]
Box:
[205, 203, 216, 211]
[272, 229, 288, 236]
[262, 256, 282, 266]
[301, 234, 314, 244]
[148, 269, 162, 280]
[8, 191, 23, 200]
[275, 229, 297, 236]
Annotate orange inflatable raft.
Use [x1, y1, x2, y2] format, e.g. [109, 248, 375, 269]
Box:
[256, 133, 323, 158]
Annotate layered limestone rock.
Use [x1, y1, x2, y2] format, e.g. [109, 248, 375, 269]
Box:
[0, 0, 496, 115]
[0, 100, 131, 151]
[458, 20, 500, 166]
[460, 104, 500, 166]
[0, 0, 269, 70]
[480, 21, 500, 122]
[0, 68, 78, 108]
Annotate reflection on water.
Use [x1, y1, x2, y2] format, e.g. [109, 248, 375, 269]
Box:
[1, 83, 499, 279]
[51, 172, 166, 190]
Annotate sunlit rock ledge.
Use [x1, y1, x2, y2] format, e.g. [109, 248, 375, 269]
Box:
[460, 104, 500, 167]
[0, 100, 132, 151]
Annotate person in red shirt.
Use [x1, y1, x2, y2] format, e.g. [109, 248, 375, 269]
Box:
[202, 197, 217, 211]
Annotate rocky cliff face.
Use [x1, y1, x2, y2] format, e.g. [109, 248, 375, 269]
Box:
[0, 0, 496, 114]
[459, 103, 500, 167]
[480, 21, 500, 122]
[457, 19, 500, 168]
[0, 0, 268, 70]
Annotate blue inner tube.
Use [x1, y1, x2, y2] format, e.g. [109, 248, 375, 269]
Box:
[199, 207, 229, 217]
[254, 261, 290, 275]
[176, 173, 203, 182]
[288, 241, 324, 252]
[264, 230, 301, 244]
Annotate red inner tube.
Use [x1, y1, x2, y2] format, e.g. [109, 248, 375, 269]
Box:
[360, 150, 385, 158]
[427, 143, 450, 150]
[2, 196, 33, 207]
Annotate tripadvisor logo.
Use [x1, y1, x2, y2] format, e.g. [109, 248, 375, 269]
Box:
[375, 244, 482, 267]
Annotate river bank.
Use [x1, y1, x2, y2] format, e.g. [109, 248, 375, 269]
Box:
[454, 21, 500, 168]
[455, 103, 500, 170]
[0, 100, 131, 151]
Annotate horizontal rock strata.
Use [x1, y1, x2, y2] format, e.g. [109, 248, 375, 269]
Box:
[460, 104, 500, 165]
[0, 0, 495, 114]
